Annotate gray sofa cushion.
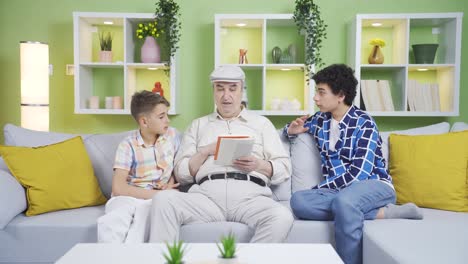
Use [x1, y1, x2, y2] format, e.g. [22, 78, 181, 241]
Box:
[0, 169, 26, 229]
[0, 206, 104, 263]
[363, 208, 468, 264]
[451, 122, 468, 132]
[84, 132, 132, 198]
[4, 123, 85, 147]
[180, 222, 254, 243]
[380, 122, 450, 167]
[270, 130, 292, 201]
[289, 132, 323, 192]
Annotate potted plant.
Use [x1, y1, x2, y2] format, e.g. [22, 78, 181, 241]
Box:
[154, 0, 181, 66]
[136, 20, 161, 63]
[98, 31, 113, 62]
[216, 233, 238, 263]
[293, 0, 327, 79]
[163, 240, 186, 264]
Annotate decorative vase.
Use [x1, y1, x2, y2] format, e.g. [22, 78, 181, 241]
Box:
[412, 44, 438, 64]
[141, 36, 161, 63]
[288, 44, 297, 63]
[272, 46, 282, 64]
[368, 45, 384, 64]
[99, 51, 112, 63]
[279, 49, 292, 64]
[238, 49, 248, 64]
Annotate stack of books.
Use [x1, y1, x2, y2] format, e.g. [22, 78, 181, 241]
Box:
[360, 80, 395, 111]
[407, 80, 441, 112]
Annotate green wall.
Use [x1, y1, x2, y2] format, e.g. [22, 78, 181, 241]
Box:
[1, 0, 467, 144]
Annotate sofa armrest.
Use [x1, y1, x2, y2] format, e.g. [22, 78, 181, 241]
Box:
[0, 161, 27, 229]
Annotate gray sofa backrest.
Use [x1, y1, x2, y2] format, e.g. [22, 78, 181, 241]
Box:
[3, 122, 454, 201]
[2, 124, 131, 198]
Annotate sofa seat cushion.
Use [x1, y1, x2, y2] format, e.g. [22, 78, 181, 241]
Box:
[363, 208, 468, 264]
[286, 220, 335, 244]
[0, 206, 104, 263]
[180, 221, 254, 243]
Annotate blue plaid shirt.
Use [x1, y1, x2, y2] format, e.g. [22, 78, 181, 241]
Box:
[286, 105, 392, 190]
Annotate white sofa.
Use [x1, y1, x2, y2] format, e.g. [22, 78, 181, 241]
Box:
[0, 122, 467, 264]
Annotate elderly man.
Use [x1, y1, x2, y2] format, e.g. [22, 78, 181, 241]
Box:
[149, 65, 293, 243]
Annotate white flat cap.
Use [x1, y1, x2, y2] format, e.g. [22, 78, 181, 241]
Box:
[210, 65, 245, 83]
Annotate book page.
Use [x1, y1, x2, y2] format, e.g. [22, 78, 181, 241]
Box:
[214, 136, 255, 166]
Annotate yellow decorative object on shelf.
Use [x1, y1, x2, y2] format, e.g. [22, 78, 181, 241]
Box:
[368, 38, 386, 64]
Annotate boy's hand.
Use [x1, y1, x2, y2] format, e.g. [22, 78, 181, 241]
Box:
[155, 182, 180, 190]
[287, 115, 309, 135]
[161, 182, 180, 190]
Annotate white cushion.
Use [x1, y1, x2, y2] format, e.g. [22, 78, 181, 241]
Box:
[380, 122, 450, 167]
[289, 132, 323, 192]
[450, 122, 468, 132]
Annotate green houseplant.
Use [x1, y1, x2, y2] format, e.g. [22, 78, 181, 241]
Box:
[98, 32, 113, 62]
[154, 0, 181, 65]
[217, 233, 237, 261]
[163, 241, 186, 264]
[293, 0, 327, 78]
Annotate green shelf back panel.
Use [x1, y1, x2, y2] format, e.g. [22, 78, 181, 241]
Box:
[92, 25, 124, 62]
[244, 68, 263, 110]
[265, 70, 305, 110]
[361, 27, 395, 64]
[266, 25, 305, 64]
[92, 68, 124, 104]
[136, 69, 172, 103]
[220, 27, 262, 64]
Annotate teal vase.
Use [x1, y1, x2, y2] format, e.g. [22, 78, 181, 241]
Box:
[412, 44, 438, 64]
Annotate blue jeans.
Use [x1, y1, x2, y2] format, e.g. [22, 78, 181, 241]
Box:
[290, 180, 396, 264]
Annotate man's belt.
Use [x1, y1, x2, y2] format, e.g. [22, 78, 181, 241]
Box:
[198, 172, 266, 187]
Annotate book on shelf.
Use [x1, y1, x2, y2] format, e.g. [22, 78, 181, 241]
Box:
[360, 80, 394, 111]
[214, 135, 255, 166]
[407, 80, 440, 112]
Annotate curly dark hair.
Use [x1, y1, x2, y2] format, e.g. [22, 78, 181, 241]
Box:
[130, 90, 170, 121]
[312, 64, 358, 106]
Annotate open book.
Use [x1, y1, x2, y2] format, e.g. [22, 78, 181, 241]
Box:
[214, 135, 255, 166]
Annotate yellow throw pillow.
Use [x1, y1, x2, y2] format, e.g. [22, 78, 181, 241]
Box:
[389, 131, 468, 212]
[0, 136, 107, 216]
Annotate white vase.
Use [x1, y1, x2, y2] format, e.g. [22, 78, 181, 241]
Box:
[99, 51, 112, 63]
[141, 36, 161, 63]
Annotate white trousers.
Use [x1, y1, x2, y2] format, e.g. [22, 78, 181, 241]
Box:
[149, 179, 294, 243]
[97, 196, 151, 243]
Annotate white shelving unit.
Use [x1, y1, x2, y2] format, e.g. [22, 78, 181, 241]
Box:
[73, 12, 178, 115]
[214, 14, 314, 116]
[349, 13, 463, 116]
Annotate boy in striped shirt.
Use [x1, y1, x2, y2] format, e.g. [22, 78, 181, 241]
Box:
[98, 90, 180, 243]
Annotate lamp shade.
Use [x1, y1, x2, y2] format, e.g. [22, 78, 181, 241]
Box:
[20, 41, 49, 131]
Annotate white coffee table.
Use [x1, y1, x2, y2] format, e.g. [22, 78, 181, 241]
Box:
[56, 243, 343, 264]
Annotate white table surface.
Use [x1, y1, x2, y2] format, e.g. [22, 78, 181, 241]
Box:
[56, 243, 343, 264]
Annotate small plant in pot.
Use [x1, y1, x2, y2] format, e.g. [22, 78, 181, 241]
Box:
[98, 31, 113, 62]
[163, 240, 186, 264]
[216, 233, 238, 263]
